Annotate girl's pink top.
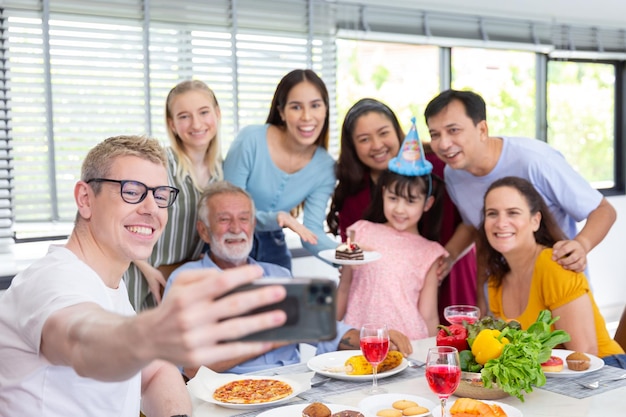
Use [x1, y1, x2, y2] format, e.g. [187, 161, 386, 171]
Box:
[343, 220, 447, 340]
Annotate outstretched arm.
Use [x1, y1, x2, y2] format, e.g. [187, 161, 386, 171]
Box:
[40, 265, 287, 381]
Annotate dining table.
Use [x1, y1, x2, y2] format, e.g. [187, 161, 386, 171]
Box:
[188, 336, 626, 416]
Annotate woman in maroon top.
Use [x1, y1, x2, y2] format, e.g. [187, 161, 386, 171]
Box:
[327, 98, 476, 322]
[327, 99, 403, 241]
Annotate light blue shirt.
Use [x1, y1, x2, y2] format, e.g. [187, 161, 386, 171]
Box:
[224, 124, 338, 256]
[164, 255, 352, 374]
[445, 136, 603, 239]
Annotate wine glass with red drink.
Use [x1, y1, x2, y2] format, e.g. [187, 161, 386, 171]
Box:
[443, 304, 480, 325]
[360, 323, 390, 394]
[426, 346, 461, 417]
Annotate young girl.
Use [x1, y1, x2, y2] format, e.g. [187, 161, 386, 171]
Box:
[336, 120, 447, 340]
[124, 79, 222, 310]
[327, 99, 476, 324]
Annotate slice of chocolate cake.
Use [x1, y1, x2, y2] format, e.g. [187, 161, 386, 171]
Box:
[335, 242, 364, 261]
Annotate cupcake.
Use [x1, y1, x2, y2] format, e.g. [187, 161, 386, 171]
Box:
[566, 351, 591, 371]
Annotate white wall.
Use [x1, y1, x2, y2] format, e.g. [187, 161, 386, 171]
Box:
[586, 195, 626, 313]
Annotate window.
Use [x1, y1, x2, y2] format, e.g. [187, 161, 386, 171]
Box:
[547, 60, 617, 189]
[336, 39, 439, 138]
[451, 47, 537, 138]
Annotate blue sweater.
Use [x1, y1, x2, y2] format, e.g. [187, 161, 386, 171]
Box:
[224, 124, 338, 255]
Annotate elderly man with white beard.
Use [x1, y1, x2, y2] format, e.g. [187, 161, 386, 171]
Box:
[164, 181, 413, 378]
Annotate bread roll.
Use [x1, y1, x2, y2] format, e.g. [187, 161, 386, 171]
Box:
[302, 402, 332, 417]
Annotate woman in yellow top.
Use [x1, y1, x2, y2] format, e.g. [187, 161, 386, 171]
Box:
[477, 176, 625, 367]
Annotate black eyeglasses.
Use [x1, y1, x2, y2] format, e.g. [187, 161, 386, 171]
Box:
[86, 178, 179, 208]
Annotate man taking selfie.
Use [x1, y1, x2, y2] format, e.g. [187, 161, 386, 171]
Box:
[0, 136, 289, 417]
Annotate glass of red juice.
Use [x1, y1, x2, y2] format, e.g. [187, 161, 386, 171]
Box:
[426, 346, 461, 417]
[443, 304, 480, 325]
[359, 323, 390, 394]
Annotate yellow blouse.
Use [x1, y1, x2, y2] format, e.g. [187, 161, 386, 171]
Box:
[488, 248, 623, 358]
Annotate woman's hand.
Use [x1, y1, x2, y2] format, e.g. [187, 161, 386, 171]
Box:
[135, 260, 167, 304]
[145, 269, 167, 303]
[276, 211, 318, 244]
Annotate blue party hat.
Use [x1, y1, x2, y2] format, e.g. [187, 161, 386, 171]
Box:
[388, 116, 433, 176]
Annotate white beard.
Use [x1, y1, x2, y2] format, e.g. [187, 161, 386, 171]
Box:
[210, 231, 252, 264]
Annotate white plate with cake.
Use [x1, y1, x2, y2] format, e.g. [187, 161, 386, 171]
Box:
[542, 349, 604, 378]
[318, 249, 381, 266]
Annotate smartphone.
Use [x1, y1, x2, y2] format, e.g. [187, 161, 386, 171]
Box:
[221, 277, 337, 342]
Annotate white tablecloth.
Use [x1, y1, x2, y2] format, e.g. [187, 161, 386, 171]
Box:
[189, 337, 626, 417]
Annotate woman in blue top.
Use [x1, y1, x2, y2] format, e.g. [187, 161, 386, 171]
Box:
[224, 69, 337, 270]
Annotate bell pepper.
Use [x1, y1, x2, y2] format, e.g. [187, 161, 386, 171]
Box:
[471, 328, 510, 365]
[436, 324, 469, 353]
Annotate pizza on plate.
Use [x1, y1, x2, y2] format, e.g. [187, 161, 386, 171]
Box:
[212, 378, 294, 404]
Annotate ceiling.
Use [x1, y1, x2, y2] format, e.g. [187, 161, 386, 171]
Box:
[350, 0, 626, 29]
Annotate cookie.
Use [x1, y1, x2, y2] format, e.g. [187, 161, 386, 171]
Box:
[402, 406, 429, 416]
[376, 409, 402, 417]
[392, 400, 418, 410]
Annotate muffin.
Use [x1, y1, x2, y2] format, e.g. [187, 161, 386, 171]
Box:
[566, 351, 591, 371]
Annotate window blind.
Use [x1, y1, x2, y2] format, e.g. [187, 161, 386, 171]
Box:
[0, 7, 13, 252]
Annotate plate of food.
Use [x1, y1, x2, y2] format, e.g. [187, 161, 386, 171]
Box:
[542, 349, 604, 378]
[318, 249, 381, 266]
[432, 398, 523, 417]
[199, 375, 305, 410]
[307, 350, 407, 381]
[358, 393, 435, 417]
[257, 402, 364, 417]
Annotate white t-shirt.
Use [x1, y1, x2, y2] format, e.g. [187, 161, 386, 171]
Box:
[0, 245, 141, 417]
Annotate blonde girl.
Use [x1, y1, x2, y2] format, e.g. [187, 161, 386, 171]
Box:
[125, 80, 222, 310]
